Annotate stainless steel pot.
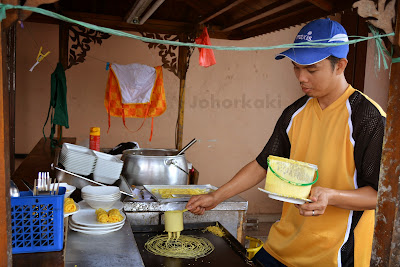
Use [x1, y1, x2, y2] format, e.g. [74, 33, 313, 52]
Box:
[121, 148, 188, 186]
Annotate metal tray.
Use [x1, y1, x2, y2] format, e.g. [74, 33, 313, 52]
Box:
[132, 221, 263, 267]
[143, 184, 218, 203]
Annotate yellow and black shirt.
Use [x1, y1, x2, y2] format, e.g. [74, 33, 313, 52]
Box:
[256, 85, 386, 267]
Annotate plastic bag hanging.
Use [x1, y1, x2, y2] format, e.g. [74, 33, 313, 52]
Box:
[195, 27, 216, 67]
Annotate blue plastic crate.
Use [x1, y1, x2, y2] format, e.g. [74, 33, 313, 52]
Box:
[11, 187, 66, 254]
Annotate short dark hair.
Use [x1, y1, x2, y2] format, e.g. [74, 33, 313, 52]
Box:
[327, 55, 340, 71]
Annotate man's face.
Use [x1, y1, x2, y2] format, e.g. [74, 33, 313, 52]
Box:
[292, 59, 338, 99]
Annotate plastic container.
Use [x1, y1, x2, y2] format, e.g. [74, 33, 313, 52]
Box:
[89, 127, 100, 151]
[265, 155, 318, 199]
[11, 187, 66, 254]
[246, 236, 264, 259]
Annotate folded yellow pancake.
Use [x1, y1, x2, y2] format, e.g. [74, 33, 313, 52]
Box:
[96, 208, 109, 223]
[108, 209, 124, 223]
[64, 198, 77, 213]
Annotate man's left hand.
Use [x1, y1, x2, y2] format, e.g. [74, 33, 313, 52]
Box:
[294, 186, 332, 217]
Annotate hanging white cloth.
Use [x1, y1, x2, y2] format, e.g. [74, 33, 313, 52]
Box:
[111, 63, 156, 104]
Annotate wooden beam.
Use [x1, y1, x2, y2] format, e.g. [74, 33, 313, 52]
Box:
[124, 0, 153, 24]
[235, 5, 326, 39]
[305, 0, 333, 11]
[176, 34, 189, 150]
[6, 24, 16, 174]
[55, 23, 69, 140]
[199, 0, 246, 24]
[221, 0, 303, 32]
[371, 1, 400, 265]
[0, 16, 12, 267]
[342, 9, 368, 92]
[26, 11, 236, 39]
[59, 22, 69, 70]
[27, 12, 196, 35]
[181, 0, 211, 17]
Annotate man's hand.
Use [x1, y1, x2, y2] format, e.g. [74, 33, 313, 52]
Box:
[185, 160, 267, 215]
[294, 185, 378, 216]
[294, 186, 331, 216]
[186, 193, 220, 215]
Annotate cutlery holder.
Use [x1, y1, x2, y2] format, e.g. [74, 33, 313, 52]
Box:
[10, 187, 66, 254]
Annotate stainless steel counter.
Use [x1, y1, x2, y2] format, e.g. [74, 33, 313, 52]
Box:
[64, 196, 248, 266]
[65, 221, 144, 267]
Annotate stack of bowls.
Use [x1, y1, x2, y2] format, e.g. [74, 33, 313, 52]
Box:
[81, 185, 121, 209]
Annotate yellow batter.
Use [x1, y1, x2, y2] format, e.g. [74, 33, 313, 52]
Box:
[152, 188, 209, 198]
[145, 234, 214, 259]
[204, 222, 225, 237]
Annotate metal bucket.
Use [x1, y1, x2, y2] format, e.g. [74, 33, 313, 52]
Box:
[121, 148, 188, 186]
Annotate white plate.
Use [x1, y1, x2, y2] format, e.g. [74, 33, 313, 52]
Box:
[78, 200, 123, 211]
[69, 219, 124, 230]
[69, 223, 123, 235]
[258, 188, 312, 205]
[71, 209, 126, 227]
[64, 202, 81, 218]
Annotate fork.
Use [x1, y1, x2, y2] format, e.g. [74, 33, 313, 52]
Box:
[35, 172, 59, 195]
[38, 172, 51, 191]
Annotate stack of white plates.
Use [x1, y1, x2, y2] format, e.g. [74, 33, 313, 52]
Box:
[81, 185, 121, 209]
[69, 209, 126, 235]
[93, 151, 123, 184]
[59, 143, 96, 175]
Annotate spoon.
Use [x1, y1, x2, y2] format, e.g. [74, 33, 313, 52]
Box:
[10, 180, 20, 197]
[176, 138, 197, 155]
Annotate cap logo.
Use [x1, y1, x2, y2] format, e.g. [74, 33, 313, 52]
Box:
[296, 31, 313, 41]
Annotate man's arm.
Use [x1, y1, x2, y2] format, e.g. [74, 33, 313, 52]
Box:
[186, 160, 267, 215]
[295, 186, 377, 217]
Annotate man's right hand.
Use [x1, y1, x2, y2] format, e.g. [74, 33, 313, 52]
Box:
[185, 160, 267, 215]
[186, 193, 220, 215]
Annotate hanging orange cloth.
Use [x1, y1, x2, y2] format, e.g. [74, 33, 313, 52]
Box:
[104, 65, 166, 141]
[195, 27, 216, 67]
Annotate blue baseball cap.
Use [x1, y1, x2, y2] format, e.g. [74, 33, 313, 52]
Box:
[275, 18, 349, 65]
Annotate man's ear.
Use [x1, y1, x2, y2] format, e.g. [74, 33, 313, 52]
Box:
[336, 58, 348, 75]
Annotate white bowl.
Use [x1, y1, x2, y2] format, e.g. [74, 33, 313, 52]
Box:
[81, 195, 120, 202]
[81, 185, 120, 196]
[52, 183, 76, 198]
[93, 174, 120, 185]
[84, 198, 118, 209]
[81, 191, 120, 198]
[82, 197, 121, 201]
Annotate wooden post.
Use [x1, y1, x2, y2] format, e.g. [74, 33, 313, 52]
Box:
[56, 22, 69, 140]
[0, 20, 13, 267]
[6, 24, 16, 174]
[371, 3, 400, 266]
[176, 34, 189, 150]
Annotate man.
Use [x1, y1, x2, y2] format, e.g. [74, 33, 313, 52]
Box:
[186, 18, 386, 267]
